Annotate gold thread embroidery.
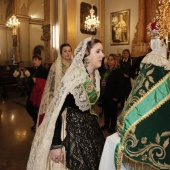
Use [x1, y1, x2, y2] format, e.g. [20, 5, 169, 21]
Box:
[118, 94, 170, 169]
[117, 65, 155, 132]
[116, 67, 170, 169]
[122, 154, 158, 170]
[123, 130, 170, 169]
[81, 75, 99, 116]
[117, 70, 170, 134]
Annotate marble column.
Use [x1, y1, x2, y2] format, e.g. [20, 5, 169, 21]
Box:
[138, 0, 159, 43]
[131, 0, 159, 57]
[137, 0, 146, 43]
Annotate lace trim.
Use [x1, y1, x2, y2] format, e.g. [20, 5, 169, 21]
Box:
[141, 38, 170, 70]
[37, 55, 63, 127]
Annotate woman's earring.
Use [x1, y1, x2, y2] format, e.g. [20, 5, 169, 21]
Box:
[84, 57, 90, 67]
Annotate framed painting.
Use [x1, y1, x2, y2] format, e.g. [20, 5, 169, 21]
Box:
[110, 9, 130, 45]
[41, 24, 51, 41]
[80, 2, 97, 35]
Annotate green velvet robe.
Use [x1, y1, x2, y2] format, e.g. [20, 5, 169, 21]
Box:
[115, 63, 170, 170]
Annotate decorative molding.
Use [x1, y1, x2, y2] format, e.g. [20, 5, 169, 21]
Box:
[29, 18, 44, 25]
[131, 0, 159, 57]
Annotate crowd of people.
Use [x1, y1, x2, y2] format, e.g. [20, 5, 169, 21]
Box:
[99, 49, 134, 134]
[13, 61, 31, 96]
[24, 36, 139, 170]
[27, 37, 106, 170]
[8, 35, 147, 170]
[0, 35, 138, 170]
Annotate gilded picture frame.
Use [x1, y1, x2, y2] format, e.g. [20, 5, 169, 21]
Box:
[110, 9, 130, 45]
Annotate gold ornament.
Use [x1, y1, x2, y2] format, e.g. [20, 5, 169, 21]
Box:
[147, 0, 170, 44]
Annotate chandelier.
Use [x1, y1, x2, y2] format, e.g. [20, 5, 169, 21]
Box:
[6, 14, 20, 35]
[84, 4, 100, 32]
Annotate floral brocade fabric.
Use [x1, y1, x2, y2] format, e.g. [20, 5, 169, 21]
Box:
[116, 64, 170, 170]
[62, 107, 105, 170]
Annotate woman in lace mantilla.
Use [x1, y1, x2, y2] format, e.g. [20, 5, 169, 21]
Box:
[27, 37, 105, 170]
[37, 43, 72, 127]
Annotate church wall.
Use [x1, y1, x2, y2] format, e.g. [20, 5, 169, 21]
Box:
[18, 18, 30, 65]
[0, 26, 12, 65]
[0, 0, 159, 65]
[104, 0, 139, 56]
[65, 0, 102, 53]
[0, 0, 45, 66]
[29, 24, 44, 61]
[76, 0, 101, 44]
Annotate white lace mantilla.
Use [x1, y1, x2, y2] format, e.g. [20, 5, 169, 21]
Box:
[27, 37, 100, 170]
[37, 55, 63, 127]
[141, 38, 170, 70]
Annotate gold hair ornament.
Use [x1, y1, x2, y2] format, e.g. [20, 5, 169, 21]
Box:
[147, 0, 170, 45]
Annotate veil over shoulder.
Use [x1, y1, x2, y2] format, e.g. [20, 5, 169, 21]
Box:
[27, 37, 102, 170]
[37, 53, 62, 127]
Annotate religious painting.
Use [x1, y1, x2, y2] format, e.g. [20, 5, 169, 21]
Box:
[110, 9, 130, 45]
[80, 2, 97, 35]
[41, 24, 51, 41]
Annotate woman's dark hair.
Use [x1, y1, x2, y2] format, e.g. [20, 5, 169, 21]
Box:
[19, 61, 24, 64]
[122, 49, 131, 57]
[32, 54, 42, 60]
[84, 38, 102, 58]
[60, 43, 72, 55]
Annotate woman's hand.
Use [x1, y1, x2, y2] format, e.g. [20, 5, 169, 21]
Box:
[50, 148, 63, 163]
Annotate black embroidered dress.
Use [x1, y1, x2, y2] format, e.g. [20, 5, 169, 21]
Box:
[52, 93, 105, 170]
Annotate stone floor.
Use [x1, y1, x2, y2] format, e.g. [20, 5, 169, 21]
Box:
[0, 92, 112, 170]
[0, 93, 34, 170]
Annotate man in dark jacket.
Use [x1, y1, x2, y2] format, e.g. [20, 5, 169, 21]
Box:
[26, 55, 48, 131]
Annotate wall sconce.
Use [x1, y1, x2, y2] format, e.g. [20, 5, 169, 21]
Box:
[6, 14, 20, 62]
